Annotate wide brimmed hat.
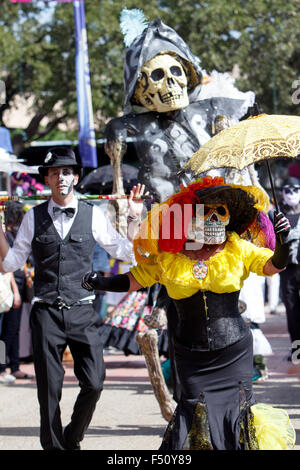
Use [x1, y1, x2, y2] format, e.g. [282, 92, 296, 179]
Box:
[282, 176, 300, 188]
[133, 176, 271, 261]
[38, 147, 82, 178]
[194, 185, 260, 235]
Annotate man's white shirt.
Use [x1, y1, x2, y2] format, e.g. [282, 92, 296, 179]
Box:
[2, 197, 136, 301]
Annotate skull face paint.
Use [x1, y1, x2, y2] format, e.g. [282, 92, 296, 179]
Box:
[47, 167, 76, 196]
[203, 204, 230, 244]
[187, 203, 230, 246]
[133, 53, 189, 112]
[58, 169, 76, 195]
[282, 186, 300, 208]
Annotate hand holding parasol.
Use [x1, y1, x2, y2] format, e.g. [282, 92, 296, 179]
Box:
[182, 113, 300, 212]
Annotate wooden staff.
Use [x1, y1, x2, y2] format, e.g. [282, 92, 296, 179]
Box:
[0, 194, 153, 204]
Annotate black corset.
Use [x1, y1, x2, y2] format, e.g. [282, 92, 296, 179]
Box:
[173, 290, 249, 351]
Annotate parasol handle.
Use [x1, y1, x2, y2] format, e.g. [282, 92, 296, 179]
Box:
[265, 160, 280, 213]
[265, 160, 284, 244]
[251, 102, 280, 214]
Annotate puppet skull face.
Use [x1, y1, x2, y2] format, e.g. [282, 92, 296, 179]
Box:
[134, 53, 189, 112]
[203, 203, 230, 244]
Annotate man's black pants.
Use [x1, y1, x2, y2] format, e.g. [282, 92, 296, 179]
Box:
[30, 302, 105, 450]
[280, 265, 300, 350]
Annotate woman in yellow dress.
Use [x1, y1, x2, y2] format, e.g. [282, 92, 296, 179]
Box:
[82, 176, 295, 450]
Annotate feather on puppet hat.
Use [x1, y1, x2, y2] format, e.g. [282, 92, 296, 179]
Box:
[133, 176, 275, 263]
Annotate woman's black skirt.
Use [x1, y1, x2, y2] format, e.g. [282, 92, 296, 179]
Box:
[160, 330, 259, 450]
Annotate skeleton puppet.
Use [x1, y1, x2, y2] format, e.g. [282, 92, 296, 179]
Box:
[104, 13, 255, 205]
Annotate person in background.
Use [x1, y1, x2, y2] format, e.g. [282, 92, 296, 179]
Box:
[272, 177, 300, 361]
[0, 202, 33, 381]
[239, 274, 272, 382]
[0, 271, 22, 383]
[265, 273, 281, 315]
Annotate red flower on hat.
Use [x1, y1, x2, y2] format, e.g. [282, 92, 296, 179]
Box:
[158, 176, 225, 253]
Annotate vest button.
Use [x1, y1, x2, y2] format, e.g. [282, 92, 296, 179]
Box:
[61, 256, 65, 260]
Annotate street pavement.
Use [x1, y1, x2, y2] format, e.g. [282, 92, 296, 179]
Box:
[0, 307, 299, 451]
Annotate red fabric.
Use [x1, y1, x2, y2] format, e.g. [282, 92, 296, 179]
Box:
[288, 162, 300, 179]
[158, 176, 225, 253]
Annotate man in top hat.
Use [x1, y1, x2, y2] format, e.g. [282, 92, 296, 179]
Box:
[0, 147, 145, 450]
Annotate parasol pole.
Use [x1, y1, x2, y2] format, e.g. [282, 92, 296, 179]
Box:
[251, 103, 280, 213]
[265, 160, 280, 213]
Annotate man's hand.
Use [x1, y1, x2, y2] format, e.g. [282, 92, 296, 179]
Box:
[13, 290, 22, 309]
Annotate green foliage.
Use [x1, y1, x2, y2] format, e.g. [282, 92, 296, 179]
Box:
[0, 0, 299, 146]
[160, 0, 300, 115]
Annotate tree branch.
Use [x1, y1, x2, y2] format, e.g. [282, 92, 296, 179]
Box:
[35, 113, 68, 139]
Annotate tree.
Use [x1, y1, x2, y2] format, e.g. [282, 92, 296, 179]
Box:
[0, 1, 66, 153]
[0, 0, 299, 156]
[160, 0, 300, 115]
[0, 0, 162, 154]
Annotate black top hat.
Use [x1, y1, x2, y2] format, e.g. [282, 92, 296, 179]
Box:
[38, 147, 82, 178]
[282, 176, 300, 188]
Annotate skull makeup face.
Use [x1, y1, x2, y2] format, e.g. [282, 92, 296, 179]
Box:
[133, 53, 189, 112]
[187, 203, 230, 246]
[203, 203, 230, 244]
[46, 167, 77, 196]
[282, 185, 300, 208]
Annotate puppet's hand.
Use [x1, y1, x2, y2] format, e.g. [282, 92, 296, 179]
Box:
[104, 140, 127, 165]
[128, 183, 148, 220]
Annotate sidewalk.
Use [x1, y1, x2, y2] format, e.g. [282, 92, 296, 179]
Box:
[0, 308, 299, 450]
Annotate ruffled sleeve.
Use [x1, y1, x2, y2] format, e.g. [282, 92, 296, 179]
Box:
[130, 257, 162, 288]
[239, 238, 274, 277]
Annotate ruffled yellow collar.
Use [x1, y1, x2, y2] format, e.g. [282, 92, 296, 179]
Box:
[156, 232, 245, 289]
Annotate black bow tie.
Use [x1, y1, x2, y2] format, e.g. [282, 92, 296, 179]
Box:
[53, 206, 75, 218]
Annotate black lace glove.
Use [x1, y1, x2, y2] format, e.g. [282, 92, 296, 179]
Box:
[271, 212, 291, 269]
[81, 271, 130, 292]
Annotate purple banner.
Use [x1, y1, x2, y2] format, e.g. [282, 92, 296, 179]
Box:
[73, 0, 97, 168]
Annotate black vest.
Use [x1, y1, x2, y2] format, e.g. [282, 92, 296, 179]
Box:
[31, 200, 96, 304]
[173, 290, 249, 351]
